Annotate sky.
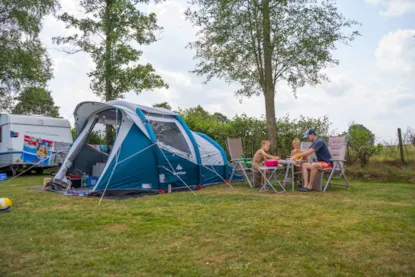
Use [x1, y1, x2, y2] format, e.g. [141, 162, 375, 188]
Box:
[39, 0, 415, 142]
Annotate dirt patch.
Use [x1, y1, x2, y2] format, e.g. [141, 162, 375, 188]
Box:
[203, 252, 234, 265]
[2, 247, 17, 255]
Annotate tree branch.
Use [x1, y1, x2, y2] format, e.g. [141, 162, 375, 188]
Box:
[247, 0, 264, 86]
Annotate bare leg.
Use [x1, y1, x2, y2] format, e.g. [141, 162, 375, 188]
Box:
[302, 163, 311, 188]
[308, 163, 322, 190]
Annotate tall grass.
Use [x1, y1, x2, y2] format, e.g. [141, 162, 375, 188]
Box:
[346, 145, 415, 183]
[373, 144, 415, 163]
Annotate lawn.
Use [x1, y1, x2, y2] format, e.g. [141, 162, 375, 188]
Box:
[0, 176, 414, 277]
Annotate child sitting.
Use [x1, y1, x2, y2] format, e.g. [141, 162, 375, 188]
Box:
[252, 140, 280, 187]
[290, 138, 306, 186]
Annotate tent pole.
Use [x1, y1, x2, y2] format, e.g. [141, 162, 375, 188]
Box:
[201, 164, 233, 188]
[156, 143, 197, 196]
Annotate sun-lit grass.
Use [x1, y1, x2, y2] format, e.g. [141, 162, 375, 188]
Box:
[0, 176, 414, 277]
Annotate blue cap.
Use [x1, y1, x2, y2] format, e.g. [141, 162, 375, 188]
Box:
[303, 129, 316, 139]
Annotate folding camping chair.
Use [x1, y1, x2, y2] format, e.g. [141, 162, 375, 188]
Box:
[320, 136, 350, 192]
[227, 137, 253, 187]
[300, 141, 317, 162]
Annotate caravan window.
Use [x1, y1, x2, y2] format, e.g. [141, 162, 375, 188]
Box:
[149, 121, 191, 154]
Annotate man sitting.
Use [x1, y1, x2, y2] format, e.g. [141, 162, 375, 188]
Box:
[290, 129, 332, 192]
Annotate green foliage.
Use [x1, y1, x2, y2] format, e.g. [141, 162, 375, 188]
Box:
[12, 87, 60, 117]
[213, 112, 229, 123]
[276, 115, 331, 157]
[71, 127, 107, 145]
[153, 102, 172, 110]
[53, 0, 168, 101]
[86, 130, 106, 145]
[71, 128, 76, 140]
[178, 105, 234, 147]
[347, 124, 382, 167]
[185, 0, 359, 149]
[179, 105, 331, 157]
[186, 0, 359, 96]
[0, 0, 58, 111]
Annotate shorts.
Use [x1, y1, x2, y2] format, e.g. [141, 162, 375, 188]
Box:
[315, 161, 333, 170]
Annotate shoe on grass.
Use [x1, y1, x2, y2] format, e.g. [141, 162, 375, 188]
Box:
[299, 187, 312, 192]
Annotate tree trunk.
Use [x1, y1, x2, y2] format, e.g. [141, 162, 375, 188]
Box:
[105, 0, 114, 145]
[262, 0, 277, 153]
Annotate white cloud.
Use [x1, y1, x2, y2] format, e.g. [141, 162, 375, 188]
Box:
[375, 29, 415, 74]
[320, 74, 355, 97]
[389, 87, 415, 107]
[365, 0, 415, 16]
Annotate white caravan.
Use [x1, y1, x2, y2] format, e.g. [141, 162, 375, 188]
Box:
[0, 113, 73, 175]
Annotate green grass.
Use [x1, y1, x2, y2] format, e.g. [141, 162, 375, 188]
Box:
[1, 176, 415, 277]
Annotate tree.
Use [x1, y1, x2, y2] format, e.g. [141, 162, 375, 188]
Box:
[12, 87, 60, 117]
[213, 112, 228, 123]
[0, 0, 57, 112]
[53, 0, 168, 144]
[87, 130, 106, 145]
[404, 127, 415, 145]
[153, 102, 172, 110]
[347, 124, 381, 167]
[186, 0, 359, 152]
[71, 128, 105, 144]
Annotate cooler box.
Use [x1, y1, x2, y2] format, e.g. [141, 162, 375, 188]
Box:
[66, 174, 82, 188]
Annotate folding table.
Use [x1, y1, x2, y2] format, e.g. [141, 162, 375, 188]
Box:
[257, 160, 295, 193]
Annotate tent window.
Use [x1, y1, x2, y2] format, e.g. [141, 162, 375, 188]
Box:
[149, 121, 191, 154]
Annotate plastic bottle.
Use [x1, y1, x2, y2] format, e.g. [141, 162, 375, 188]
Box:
[82, 175, 89, 187]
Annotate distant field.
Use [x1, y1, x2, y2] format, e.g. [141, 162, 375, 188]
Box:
[345, 144, 415, 183]
[0, 176, 414, 276]
[372, 144, 415, 162]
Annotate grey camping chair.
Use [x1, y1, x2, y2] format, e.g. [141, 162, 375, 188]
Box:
[226, 137, 253, 187]
[300, 141, 317, 162]
[320, 136, 350, 192]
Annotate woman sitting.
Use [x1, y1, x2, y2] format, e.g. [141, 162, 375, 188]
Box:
[252, 140, 280, 187]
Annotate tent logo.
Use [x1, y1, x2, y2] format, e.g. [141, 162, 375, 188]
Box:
[175, 164, 186, 175]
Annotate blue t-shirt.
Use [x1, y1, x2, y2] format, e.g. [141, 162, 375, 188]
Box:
[310, 138, 332, 165]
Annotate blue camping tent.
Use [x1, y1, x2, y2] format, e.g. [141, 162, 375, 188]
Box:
[53, 101, 235, 194]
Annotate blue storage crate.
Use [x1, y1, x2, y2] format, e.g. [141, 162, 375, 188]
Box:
[0, 173, 7, 181]
[88, 176, 99, 187]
